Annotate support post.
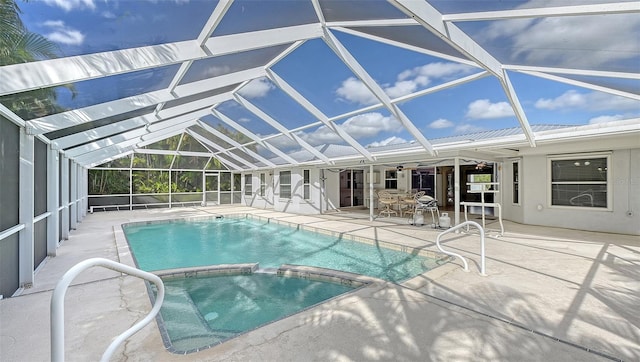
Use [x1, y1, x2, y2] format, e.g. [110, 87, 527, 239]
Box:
[60, 156, 69, 240]
[454, 157, 460, 226]
[18, 127, 35, 287]
[69, 161, 78, 230]
[47, 146, 59, 255]
[369, 164, 374, 221]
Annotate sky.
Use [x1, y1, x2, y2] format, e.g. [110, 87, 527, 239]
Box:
[14, 0, 640, 152]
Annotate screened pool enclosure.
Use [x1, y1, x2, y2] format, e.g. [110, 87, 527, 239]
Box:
[1, 1, 638, 298]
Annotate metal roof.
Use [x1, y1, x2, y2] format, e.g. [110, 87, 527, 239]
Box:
[1, 0, 638, 170]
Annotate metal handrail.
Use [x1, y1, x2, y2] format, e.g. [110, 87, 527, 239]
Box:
[435, 221, 486, 275]
[51, 258, 165, 362]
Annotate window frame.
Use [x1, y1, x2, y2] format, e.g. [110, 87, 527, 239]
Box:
[512, 160, 520, 205]
[303, 169, 310, 200]
[259, 173, 266, 197]
[279, 170, 291, 199]
[244, 174, 252, 195]
[384, 170, 397, 189]
[547, 153, 612, 211]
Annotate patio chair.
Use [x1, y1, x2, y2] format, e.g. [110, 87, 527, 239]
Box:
[402, 191, 426, 219]
[377, 191, 398, 217]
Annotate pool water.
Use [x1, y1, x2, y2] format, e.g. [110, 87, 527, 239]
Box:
[155, 273, 354, 353]
[124, 217, 438, 282]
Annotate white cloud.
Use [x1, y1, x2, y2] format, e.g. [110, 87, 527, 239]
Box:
[399, 62, 476, 81]
[384, 80, 418, 99]
[42, 21, 84, 45]
[454, 124, 485, 134]
[340, 112, 403, 138]
[480, 3, 640, 67]
[203, 65, 231, 77]
[238, 78, 274, 99]
[101, 11, 116, 19]
[466, 99, 514, 119]
[429, 118, 454, 129]
[298, 112, 403, 146]
[589, 114, 628, 124]
[535, 90, 586, 110]
[535, 90, 639, 112]
[336, 62, 477, 105]
[43, 0, 95, 11]
[366, 136, 408, 148]
[336, 77, 377, 105]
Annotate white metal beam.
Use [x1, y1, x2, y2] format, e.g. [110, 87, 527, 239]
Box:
[266, 70, 375, 161]
[322, 28, 436, 155]
[389, 0, 536, 147]
[85, 150, 134, 169]
[196, 120, 276, 167]
[187, 130, 253, 170]
[0, 23, 322, 96]
[132, 149, 213, 157]
[51, 92, 233, 150]
[156, 0, 235, 114]
[517, 70, 640, 101]
[501, 71, 536, 147]
[211, 108, 300, 165]
[75, 120, 196, 166]
[442, 2, 640, 22]
[233, 94, 334, 164]
[503, 64, 640, 80]
[64, 127, 149, 158]
[330, 26, 478, 67]
[28, 67, 261, 134]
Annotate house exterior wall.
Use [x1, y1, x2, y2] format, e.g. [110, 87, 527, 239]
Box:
[514, 135, 639, 235]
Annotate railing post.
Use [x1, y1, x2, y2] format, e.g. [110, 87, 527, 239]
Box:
[435, 221, 486, 275]
[51, 258, 164, 362]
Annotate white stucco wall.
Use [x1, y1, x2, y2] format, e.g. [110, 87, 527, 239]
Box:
[516, 136, 639, 235]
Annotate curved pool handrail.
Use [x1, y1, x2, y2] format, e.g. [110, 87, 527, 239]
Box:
[51, 257, 165, 362]
[436, 221, 486, 275]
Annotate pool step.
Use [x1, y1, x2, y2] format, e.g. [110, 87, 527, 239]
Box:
[161, 289, 212, 341]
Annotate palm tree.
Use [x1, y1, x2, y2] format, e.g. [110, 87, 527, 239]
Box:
[0, 0, 71, 119]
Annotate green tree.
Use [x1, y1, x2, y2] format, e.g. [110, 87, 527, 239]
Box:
[0, 0, 75, 119]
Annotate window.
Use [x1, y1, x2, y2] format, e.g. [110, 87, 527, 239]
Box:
[280, 171, 291, 199]
[512, 161, 520, 205]
[244, 174, 252, 195]
[549, 155, 609, 209]
[384, 170, 397, 189]
[303, 170, 310, 200]
[259, 173, 266, 197]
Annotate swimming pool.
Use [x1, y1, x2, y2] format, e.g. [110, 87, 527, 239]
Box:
[124, 215, 447, 353]
[123, 215, 442, 282]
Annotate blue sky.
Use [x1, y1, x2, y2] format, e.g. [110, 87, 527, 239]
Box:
[16, 0, 640, 150]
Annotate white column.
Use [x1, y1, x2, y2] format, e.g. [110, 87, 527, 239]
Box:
[129, 168, 133, 210]
[454, 157, 461, 226]
[60, 156, 69, 239]
[75, 163, 82, 223]
[69, 161, 78, 229]
[82, 168, 88, 218]
[18, 128, 35, 287]
[369, 164, 374, 221]
[46, 146, 59, 255]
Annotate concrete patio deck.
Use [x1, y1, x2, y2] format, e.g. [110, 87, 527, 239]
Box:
[1, 205, 638, 361]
